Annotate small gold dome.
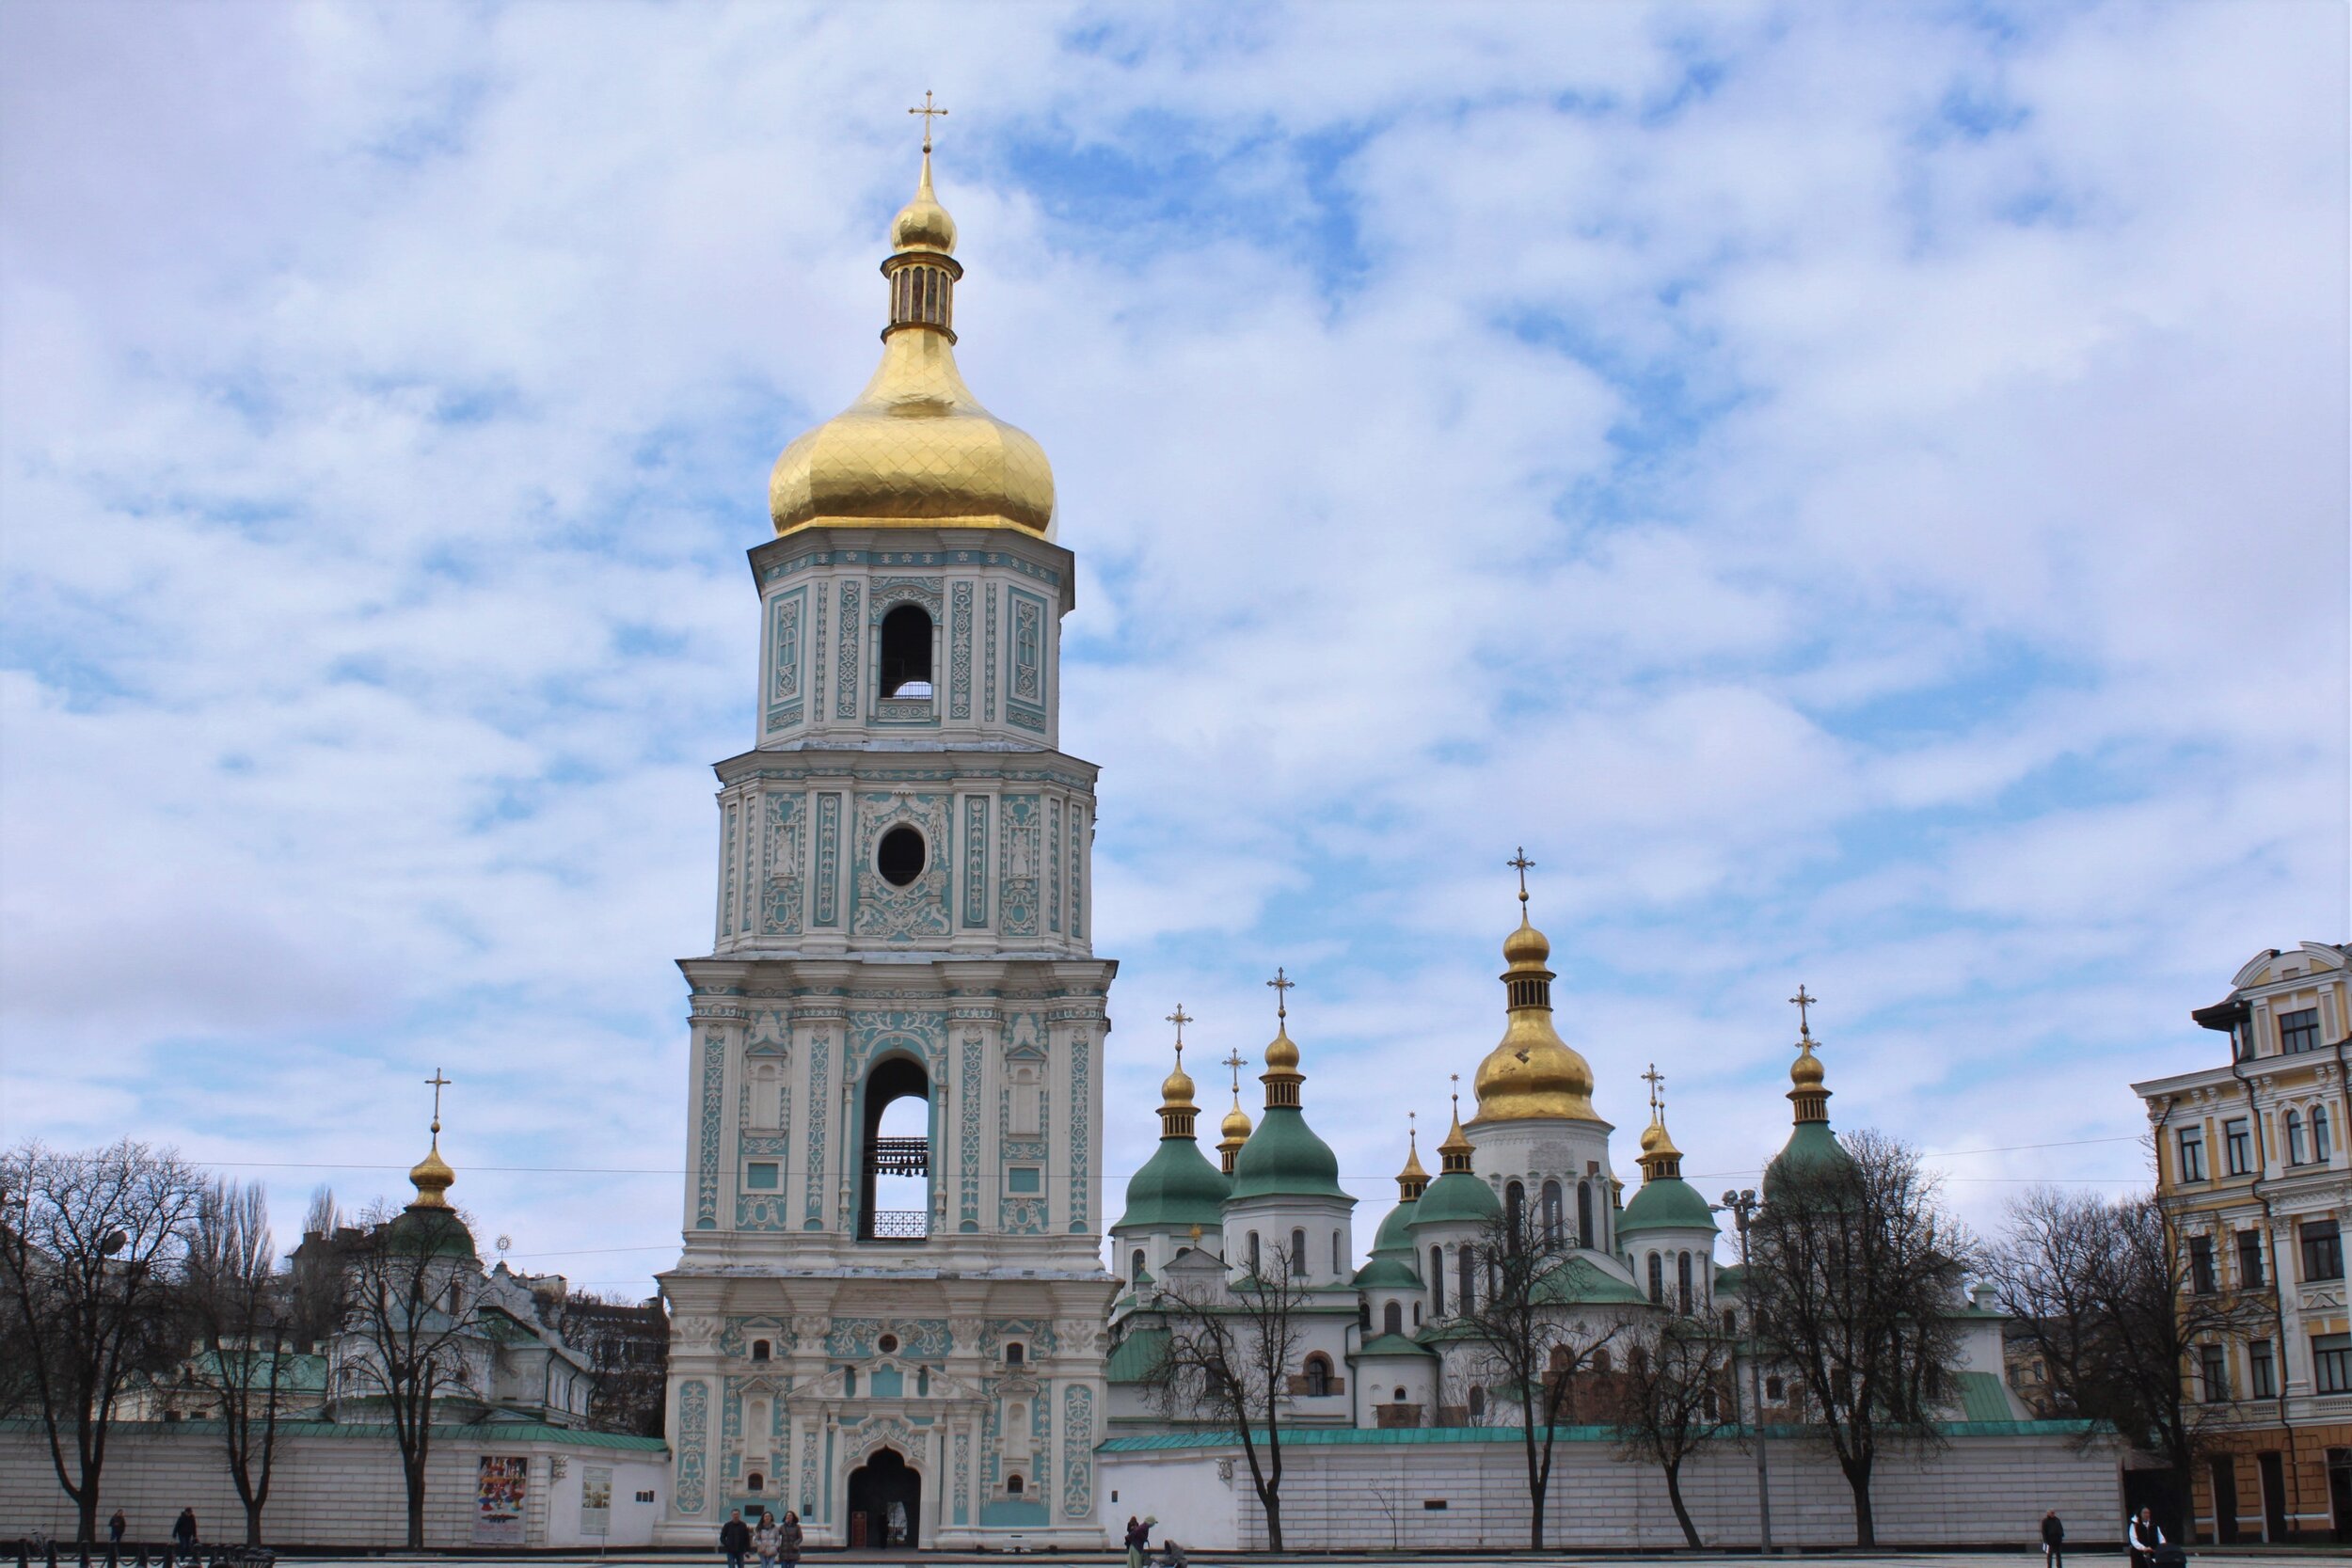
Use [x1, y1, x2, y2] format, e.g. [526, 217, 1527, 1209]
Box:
[1791, 1037, 1825, 1088]
[1161, 1056, 1198, 1109]
[1398, 1139, 1429, 1182]
[1502, 914, 1549, 966]
[1263, 1022, 1299, 1073]
[890, 151, 957, 254]
[1639, 1117, 1681, 1160]
[1221, 1100, 1254, 1141]
[408, 1139, 454, 1211]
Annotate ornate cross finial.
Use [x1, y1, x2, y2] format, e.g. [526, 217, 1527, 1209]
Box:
[1450, 1071, 1461, 1114]
[1407, 1109, 1417, 1146]
[909, 90, 948, 154]
[1508, 846, 1535, 906]
[1641, 1062, 1665, 1120]
[1166, 1003, 1193, 1044]
[1266, 967, 1295, 1022]
[1789, 984, 1818, 1039]
[1221, 1049, 1248, 1099]
[424, 1068, 452, 1133]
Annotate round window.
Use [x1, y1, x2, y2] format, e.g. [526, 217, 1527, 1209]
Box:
[878, 826, 926, 887]
[877, 1333, 899, 1354]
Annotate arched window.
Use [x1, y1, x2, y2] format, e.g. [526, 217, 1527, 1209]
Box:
[1333, 1230, 1344, 1275]
[1005, 1342, 1025, 1368]
[1457, 1246, 1476, 1313]
[2316, 1105, 2335, 1163]
[1358, 1300, 1370, 1332]
[1702, 1387, 1718, 1423]
[858, 1054, 931, 1240]
[916, 1367, 929, 1396]
[1548, 1344, 1571, 1377]
[1647, 1252, 1664, 1305]
[1677, 1251, 1694, 1314]
[1505, 1180, 1526, 1242]
[1577, 1181, 1595, 1249]
[1006, 1474, 1025, 1497]
[879, 604, 933, 698]
[1393, 1386, 1406, 1402]
[751, 1339, 771, 1362]
[1722, 1308, 1737, 1336]
[1383, 1301, 1403, 1336]
[1131, 1248, 1147, 1281]
[1765, 1374, 1785, 1402]
[1430, 1247, 1445, 1314]
[748, 1471, 764, 1492]
[1468, 1386, 1486, 1420]
[1248, 1232, 1262, 1275]
[1593, 1348, 1612, 1375]
[1541, 1180, 1564, 1243]
[1412, 1301, 1422, 1326]
[1290, 1228, 1307, 1275]
[2287, 1111, 2308, 1164]
[1304, 1355, 1332, 1397]
[843, 1369, 857, 1397]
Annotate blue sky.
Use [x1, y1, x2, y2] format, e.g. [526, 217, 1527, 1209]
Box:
[2, 1, 2344, 1296]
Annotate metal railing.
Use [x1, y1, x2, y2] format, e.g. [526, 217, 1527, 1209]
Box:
[867, 1210, 929, 1240]
[868, 1137, 929, 1177]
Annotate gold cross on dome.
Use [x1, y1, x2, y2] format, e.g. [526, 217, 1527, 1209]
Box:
[1641, 1062, 1664, 1119]
[1266, 967, 1295, 1021]
[1221, 1049, 1248, 1096]
[1508, 846, 1535, 905]
[1166, 1004, 1194, 1044]
[424, 1068, 452, 1135]
[909, 90, 948, 153]
[1789, 984, 1818, 1038]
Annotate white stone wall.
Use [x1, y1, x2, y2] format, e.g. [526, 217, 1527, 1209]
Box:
[0, 1427, 670, 1548]
[1100, 1430, 2125, 1550]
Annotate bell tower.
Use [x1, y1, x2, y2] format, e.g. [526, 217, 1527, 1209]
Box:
[658, 115, 1115, 1549]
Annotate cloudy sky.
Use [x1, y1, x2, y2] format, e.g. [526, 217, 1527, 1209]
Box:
[3, 1, 2344, 1295]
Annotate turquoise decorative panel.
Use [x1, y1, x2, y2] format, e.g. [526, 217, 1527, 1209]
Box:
[952, 1431, 971, 1525]
[766, 585, 807, 736]
[998, 795, 1040, 936]
[999, 1072, 1049, 1236]
[984, 583, 998, 722]
[675, 1380, 710, 1514]
[1047, 797, 1061, 935]
[961, 796, 989, 927]
[1060, 1385, 1093, 1517]
[721, 800, 739, 939]
[736, 1125, 790, 1229]
[813, 794, 842, 927]
[694, 1030, 725, 1229]
[949, 580, 973, 720]
[834, 580, 861, 718]
[958, 1031, 983, 1232]
[1067, 1030, 1090, 1233]
[1068, 802, 1084, 942]
[1010, 590, 1044, 704]
[847, 1010, 946, 1083]
[823, 1318, 952, 1358]
[803, 1032, 830, 1230]
[850, 793, 951, 941]
[812, 578, 829, 717]
[760, 793, 804, 935]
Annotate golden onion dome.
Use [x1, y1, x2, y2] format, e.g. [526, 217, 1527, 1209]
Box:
[1220, 1099, 1254, 1141]
[1161, 1053, 1198, 1109]
[1502, 913, 1549, 966]
[1638, 1117, 1681, 1160]
[1791, 1036, 1826, 1088]
[1263, 1022, 1300, 1074]
[407, 1137, 455, 1211]
[1398, 1138, 1429, 1183]
[1471, 905, 1598, 1124]
[768, 150, 1056, 538]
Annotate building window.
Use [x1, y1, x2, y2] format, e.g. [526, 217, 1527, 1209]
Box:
[877, 825, 926, 887]
[1304, 1355, 1332, 1397]
[2177, 1127, 2206, 1183]
[1005, 1342, 1024, 1367]
[1009, 1166, 1041, 1194]
[1505, 1180, 1526, 1241]
[1647, 1252, 1664, 1305]
[1412, 1301, 1422, 1326]
[1248, 1232, 1261, 1275]
[843, 1369, 857, 1397]
[751, 1339, 771, 1363]
[747, 1471, 764, 1492]
[1131, 1248, 1146, 1282]
[2224, 1118, 2253, 1177]
[1764, 1374, 1784, 1402]
[1334, 1231, 1344, 1274]
[2189, 1235, 2217, 1295]
[2316, 1106, 2334, 1163]
[1289, 1228, 1306, 1275]
[2238, 1229, 2265, 1288]
[1577, 1180, 1595, 1249]
[2300, 1218, 2344, 1281]
[746, 1161, 780, 1190]
[1457, 1246, 1476, 1313]
[1540, 1180, 1563, 1243]
[2314, 1333, 2352, 1395]
[1383, 1301, 1402, 1337]
[2280, 1007, 2322, 1054]
[2200, 1343, 2228, 1402]
[1677, 1251, 1694, 1314]
[1430, 1247, 1444, 1315]
[2250, 1339, 2276, 1399]
[2288, 1111, 2309, 1165]
[879, 603, 933, 698]
[1468, 1386, 1486, 1420]
[1006, 1474, 1025, 1497]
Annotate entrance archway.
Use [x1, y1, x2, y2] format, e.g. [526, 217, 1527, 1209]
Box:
[847, 1446, 920, 1549]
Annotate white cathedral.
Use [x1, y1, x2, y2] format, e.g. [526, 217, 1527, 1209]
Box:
[653, 140, 2108, 1551]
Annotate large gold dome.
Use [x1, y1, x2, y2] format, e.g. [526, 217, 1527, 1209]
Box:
[1470, 913, 1600, 1123]
[768, 152, 1056, 538]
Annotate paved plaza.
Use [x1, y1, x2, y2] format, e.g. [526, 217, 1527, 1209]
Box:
[234, 1554, 2335, 1568]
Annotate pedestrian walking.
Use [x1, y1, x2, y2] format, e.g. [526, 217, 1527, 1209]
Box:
[2126, 1507, 2165, 1568]
[165, 1513, 195, 1568]
[105, 1513, 124, 1568]
[2039, 1508, 2062, 1568]
[1123, 1515, 1145, 1568]
[777, 1512, 803, 1568]
[752, 1513, 783, 1568]
[721, 1510, 751, 1568]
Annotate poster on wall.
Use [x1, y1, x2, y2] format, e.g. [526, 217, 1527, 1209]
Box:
[580, 1466, 613, 1539]
[474, 1455, 529, 1545]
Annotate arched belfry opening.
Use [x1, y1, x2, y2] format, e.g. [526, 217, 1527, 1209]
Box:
[879, 604, 933, 698]
[846, 1446, 921, 1548]
[859, 1055, 930, 1241]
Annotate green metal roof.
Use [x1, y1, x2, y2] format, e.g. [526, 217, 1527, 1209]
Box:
[1350, 1256, 1421, 1291]
[1106, 1326, 1170, 1386]
[385, 1204, 476, 1259]
[1616, 1174, 1719, 1236]
[1408, 1170, 1500, 1227]
[1955, 1370, 2016, 1422]
[1532, 1255, 1647, 1307]
[1095, 1417, 2111, 1452]
[1351, 1333, 1437, 1359]
[1114, 1135, 1231, 1232]
[1763, 1119, 1853, 1198]
[0, 1419, 665, 1452]
[1228, 1105, 1349, 1200]
[1371, 1198, 1419, 1257]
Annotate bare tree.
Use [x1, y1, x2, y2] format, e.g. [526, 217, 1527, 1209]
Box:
[0, 1141, 206, 1544]
[1992, 1186, 2265, 1489]
[1447, 1210, 1626, 1549]
[183, 1179, 298, 1544]
[1610, 1314, 1740, 1547]
[560, 1291, 669, 1436]
[337, 1200, 482, 1548]
[1744, 1129, 1976, 1547]
[286, 1186, 353, 1354]
[1145, 1241, 1311, 1550]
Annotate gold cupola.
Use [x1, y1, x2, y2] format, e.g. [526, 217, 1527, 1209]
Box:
[408, 1072, 455, 1211]
[1636, 1064, 1684, 1182]
[1470, 872, 1598, 1124]
[1397, 1124, 1431, 1201]
[1260, 968, 1303, 1109]
[1159, 1007, 1200, 1140]
[767, 125, 1056, 538]
[1436, 1094, 1477, 1176]
[1789, 1019, 1832, 1124]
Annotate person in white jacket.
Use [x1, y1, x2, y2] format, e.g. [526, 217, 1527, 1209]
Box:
[2126, 1507, 2165, 1568]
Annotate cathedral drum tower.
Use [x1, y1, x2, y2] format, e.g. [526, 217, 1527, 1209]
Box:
[657, 123, 1116, 1549]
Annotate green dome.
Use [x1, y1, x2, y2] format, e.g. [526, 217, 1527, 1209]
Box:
[1351, 1255, 1422, 1291]
[1371, 1199, 1419, 1258]
[1114, 1135, 1230, 1232]
[1763, 1120, 1853, 1200]
[385, 1204, 476, 1259]
[1617, 1175, 1719, 1237]
[1407, 1169, 1500, 1228]
[1228, 1106, 1347, 1201]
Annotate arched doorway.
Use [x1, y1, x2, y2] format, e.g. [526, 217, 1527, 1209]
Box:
[847, 1446, 920, 1549]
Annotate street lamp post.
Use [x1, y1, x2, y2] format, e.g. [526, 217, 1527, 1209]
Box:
[1720, 1187, 1772, 1554]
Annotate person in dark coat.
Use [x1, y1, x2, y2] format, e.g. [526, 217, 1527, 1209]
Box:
[720, 1511, 751, 1568]
[2039, 1509, 2062, 1568]
[106, 1513, 125, 1568]
[2127, 1508, 2164, 1568]
[167, 1514, 195, 1568]
[777, 1513, 803, 1567]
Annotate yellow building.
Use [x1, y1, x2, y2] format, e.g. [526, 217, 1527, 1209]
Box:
[2134, 941, 2352, 1544]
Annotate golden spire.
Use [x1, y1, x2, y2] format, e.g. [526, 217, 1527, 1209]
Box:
[1437, 1076, 1476, 1174]
[1216, 1048, 1252, 1175]
[1397, 1113, 1430, 1201]
[406, 1068, 456, 1211]
[1636, 1062, 1683, 1180]
[1157, 1006, 1200, 1139]
[1788, 985, 1831, 1124]
[1471, 856, 1598, 1123]
[1260, 968, 1302, 1107]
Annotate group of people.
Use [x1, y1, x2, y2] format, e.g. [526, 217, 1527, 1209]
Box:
[67, 1509, 206, 1568]
[718, 1509, 803, 1568]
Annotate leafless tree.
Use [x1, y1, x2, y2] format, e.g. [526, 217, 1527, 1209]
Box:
[1991, 1186, 2265, 1488]
[1144, 1241, 1311, 1550]
[560, 1291, 670, 1436]
[183, 1179, 298, 1544]
[1448, 1210, 1626, 1549]
[0, 1141, 206, 1544]
[1744, 1129, 1976, 1547]
[337, 1200, 482, 1548]
[1610, 1314, 1740, 1547]
[286, 1186, 353, 1353]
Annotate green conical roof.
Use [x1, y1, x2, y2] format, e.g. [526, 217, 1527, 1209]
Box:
[1228, 1106, 1348, 1201]
[1407, 1169, 1500, 1227]
[1371, 1199, 1419, 1258]
[384, 1203, 476, 1259]
[1114, 1134, 1230, 1232]
[1763, 1119, 1852, 1200]
[1618, 1174, 1719, 1236]
[1350, 1255, 1422, 1290]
